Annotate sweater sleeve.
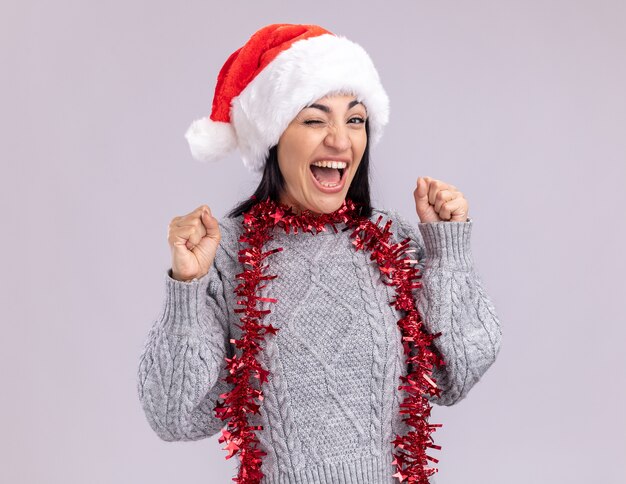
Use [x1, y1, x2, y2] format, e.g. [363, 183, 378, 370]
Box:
[386, 209, 502, 406]
[136, 260, 234, 441]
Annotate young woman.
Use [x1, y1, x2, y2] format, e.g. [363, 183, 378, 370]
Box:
[137, 23, 502, 484]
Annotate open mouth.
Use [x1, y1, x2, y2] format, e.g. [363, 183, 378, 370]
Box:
[309, 162, 348, 189]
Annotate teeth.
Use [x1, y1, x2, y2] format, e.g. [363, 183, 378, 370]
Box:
[311, 160, 347, 169]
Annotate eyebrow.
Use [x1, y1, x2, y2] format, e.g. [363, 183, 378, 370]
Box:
[304, 99, 364, 113]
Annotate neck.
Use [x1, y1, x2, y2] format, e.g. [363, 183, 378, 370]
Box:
[278, 192, 316, 216]
[278, 193, 355, 219]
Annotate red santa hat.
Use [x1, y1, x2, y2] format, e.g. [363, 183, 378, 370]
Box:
[184, 23, 390, 173]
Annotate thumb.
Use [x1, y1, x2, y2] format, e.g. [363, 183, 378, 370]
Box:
[415, 177, 429, 205]
[201, 210, 219, 238]
[194, 211, 220, 261]
[414, 176, 440, 223]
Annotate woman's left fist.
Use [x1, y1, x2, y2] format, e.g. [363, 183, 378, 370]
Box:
[413, 176, 469, 223]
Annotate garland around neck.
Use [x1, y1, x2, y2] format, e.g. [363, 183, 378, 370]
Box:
[212, 196, 445, 483]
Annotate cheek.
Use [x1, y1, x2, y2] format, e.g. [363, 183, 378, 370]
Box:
[280, 140, 316, 176]
[277, 143, 297, 177]
[278, 147, 310, 189]
[353, 133, 368, 156]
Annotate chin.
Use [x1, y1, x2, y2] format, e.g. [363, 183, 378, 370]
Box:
[310, 194, 346, 214]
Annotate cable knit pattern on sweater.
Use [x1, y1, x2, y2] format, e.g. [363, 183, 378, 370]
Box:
[136, 208, 502, 483]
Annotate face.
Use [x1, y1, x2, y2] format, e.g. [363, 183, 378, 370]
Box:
[276, 93, 368, 215]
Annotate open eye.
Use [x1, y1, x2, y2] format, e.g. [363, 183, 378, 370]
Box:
[349, 116, 365, 124]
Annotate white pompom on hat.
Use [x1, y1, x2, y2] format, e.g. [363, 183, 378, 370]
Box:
[184, 23, 390, 174]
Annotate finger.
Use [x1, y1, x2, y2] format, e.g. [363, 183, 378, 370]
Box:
[195, 204, 211, 215]
[174, 218, 203, 230]
[175, 205, 212, 227]
[434, 189, 458, 214]
[187, 217, 208, 248]
[169, 220, 207, 251]
[439, 197, 467, 221]
[426, 177, 444, 205]
[198, 204, 212, 219]
[427, 178, 458, 205]
[169, 225, 197, 248]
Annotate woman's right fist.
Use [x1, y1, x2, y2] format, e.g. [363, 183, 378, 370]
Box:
[168, 205, 221, 282]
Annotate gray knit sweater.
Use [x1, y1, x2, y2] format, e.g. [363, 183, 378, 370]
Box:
[136, 207, 502, 483]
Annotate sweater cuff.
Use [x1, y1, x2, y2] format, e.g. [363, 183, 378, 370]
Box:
[160, 267, 215, 334]
[417, 218, 473, 271]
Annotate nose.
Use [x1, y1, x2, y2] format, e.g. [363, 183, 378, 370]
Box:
[323, 124, 351, 152]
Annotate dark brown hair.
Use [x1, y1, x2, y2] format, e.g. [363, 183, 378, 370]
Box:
[226, 120, 373, 219]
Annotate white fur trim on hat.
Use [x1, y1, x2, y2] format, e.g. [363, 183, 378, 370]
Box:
[231, 33, 390, 173]
[184, 117, 237, 163]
